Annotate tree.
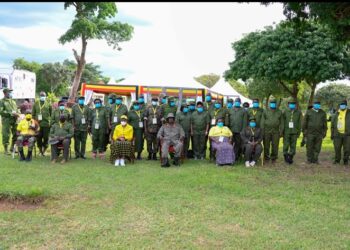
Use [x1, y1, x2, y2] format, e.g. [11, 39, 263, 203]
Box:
[224, 21, 350, 107]
[316, 83, 350, 111]
[194, 73, 220, 88]
[227, 79, 249, 97]
[59, 2, 134, 102]
[13, 58, 41, 73]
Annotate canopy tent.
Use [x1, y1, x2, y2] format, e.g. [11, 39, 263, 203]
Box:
[210, 78, 252, 104]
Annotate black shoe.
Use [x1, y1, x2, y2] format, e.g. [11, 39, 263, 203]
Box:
[19, 150, 25, 161]
[288, 154, 293, 164]
[152, 153, 157, 160]
[25, 150, 32, 162]
[137, 153, 142, 160]
[284, 154, 289, 163]
[81, 155, 87, 159]
[75, 155, 80, 159]
[147, 153, 152, 160]
[173, 157, 180, 166]
[344, 160, 349, 166]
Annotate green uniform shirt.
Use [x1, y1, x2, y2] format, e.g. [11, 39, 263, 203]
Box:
[228, 107, 247, 133]
[331, 109, 350, 137]
[71, 104, 91, 131]
[128, 109, 145, 130]
[191, 111, 209, 134]
[204, 101, 214, 113]
[144, 105, 163, 133]
[91, 107, 110, 131]
[208, 108, 228, 127]
[49, 122, 74, 138]
[261, 108, 284, 134]
[110, 103, 128, 126]
[247, 107, 264, 128]
[302, 108, 327, 136]
[32, 100, 52, 128]
[161, 104, 177, 120]
[0, 98, 18, 121]
[176, 112, 191, 133]
[51, 109, 71, 125]
[282, 109, 302, 135]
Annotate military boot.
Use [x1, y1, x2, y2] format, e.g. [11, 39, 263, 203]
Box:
[288, 154, 293, 164]
[26, 150, 33, 162]
[147, 153, 152, 160]
[137, 152, 142, 160]
[4, 144, 10, 155]
[283, 154, 289, 163]
[19, 149, 25, 161]
[173, 157, 180, 166]
[152, 153, 157, 160]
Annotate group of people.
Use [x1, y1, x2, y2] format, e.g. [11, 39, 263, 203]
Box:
[0, 87, 348, 167]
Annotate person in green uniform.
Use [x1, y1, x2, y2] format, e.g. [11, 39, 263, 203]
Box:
[247, 98, 264, 128]
[190, 101, 210, 160]
[331, 100, 350, 165]
[144, 96, 163, 160]
[282, 97, 302, 164]
[187, 100, 196, 158]
[302, 99, 327, 164]
[0, 88, 19, 154]
[71, 95, 91, 159]
[110, 95, 128, 132]
[91, 98, 110, 159]
[226, 98, 234, 110]
[159, 94, 167, 107]
[161, 96, 177, 123]
[261, 97, 283, 164]
[228, 97, 247, 161]
[138, 94, 147, 112]
[204, 93, 214, 112]
[49, 113, 74, 164]
[128, 100, 145, 160]
[104, 93, 116, 152]
[176, 104, 191, 158]
[51, 100, 71, 126]
[241, 117, 263, 168]
[32, 91, 52, 156]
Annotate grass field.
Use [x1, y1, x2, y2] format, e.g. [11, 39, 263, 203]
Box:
[0, 128, 349, 249]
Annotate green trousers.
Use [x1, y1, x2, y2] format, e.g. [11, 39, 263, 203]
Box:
[145, 132, 158, 154]
[2, 117, 17, 148]
[74, 130, 88, 157]
[193, 132, 206, 158]
[263, 132, 280, 161]
[283, 134, 298, 156]
[92, 128, 106, 153]
[333, 134, 350, 163]
[37, 126, 50, 152]
[306, 134, 323, 162]
[133, 129, 144, 153]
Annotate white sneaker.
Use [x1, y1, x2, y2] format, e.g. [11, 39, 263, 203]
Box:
[245, 161, 250, 168]
[250, 161, 256, 167]
[120, 158, 125, 166]
[114, 159, 120, 166]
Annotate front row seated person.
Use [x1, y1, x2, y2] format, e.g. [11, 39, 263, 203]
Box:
[49, 114, 74, 164]
[208, 117, 234, 166]
[157, 113, 185, 167]
[110, 115, 134, 167]
[16, 109, 40, 162]
[240, 117, 263, 168]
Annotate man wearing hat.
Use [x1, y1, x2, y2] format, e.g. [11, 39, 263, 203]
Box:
[261, 97, 283, 164]
[247, 98, 264, 128]
[157, 113, 185, 167]
[32, 91, 52, 156]
[159, 93, 167, 107]
[241, 117, 263, 167]
[228, 97, 247, 161]
[302, 98, 327, 164]
[144, 96, 163, 160]
[282, 97, 302, 164]
[161, 96, 177, 123]
[176, 103, 191, 158]
[71, 95, 91, 159]
[226, 98, 234, 110]
[243, 102, 250, 111]
[0, 88, 19, 154]
[16, 109, 40, 161]
[51, 100, 71, 126]
[49, 113, 73, 164]
[331, 100, 350, 165]
[110, 95, 128, 132]
[128, 100, 145, 160]
[91, 98, 110, 159]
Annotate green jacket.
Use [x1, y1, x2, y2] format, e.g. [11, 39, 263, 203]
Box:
[128, 109, 145, 131]
[161, 104, 177, 120]
[203, 101, 214, 113]
[49, 122, 74, 138]
[282, 109, 302, 135]
[191, 111, 209, 134]
[32, 100, 52, 128]
[90, 107, 110, 132]
[208, 108, 229, 127]
[261, 108, 284, 134]
[228, 107, 247, 133]
[331, 109, 350, 137]
[247, 107, 264, 128]
[144, 105, 163, 133]
[176, 112, 191, 134]
[51, 109, 71, 126]
[302, 108, 327, 137]
[110, 103, 128, 126]
[0, 98, 18, 122]
[71, 104, 91, 131]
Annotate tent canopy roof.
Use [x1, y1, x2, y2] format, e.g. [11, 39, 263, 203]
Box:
[210, 78, 252, 103]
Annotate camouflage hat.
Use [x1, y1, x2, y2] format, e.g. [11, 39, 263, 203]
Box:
[2, 88, 13, 93]
[227, 98, 234, 103]
[108, 93, 117, 99]
[269, 96, 277, 103]
[287, 97, 296, 103]
[132, 100, 139, 105]
[168, 96, 175, 101]
[116, 95, 122, 99]
[166, 113, 175, 119]
[249, 117, 256, 122]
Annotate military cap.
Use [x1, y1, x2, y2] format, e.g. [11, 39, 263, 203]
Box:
[121, 115, 128, 120]
[196, 101, 203, 106]
[94, 98, 102, 103]
[249, 117, 256, 122]
[166, 113, 175, 119]
[116, 95, 122, 99]
[139, 94, 144, 98]
[269, 97, 277, 103]
[2, 87, 13, 93]
[108, 93, 117, 99]
[132, 100, 139, 105]
[243, 102, 250, 108]
[39, 91, 46, 96]
[206, 92, 212, 96]
[189, 101, 196, 105]
[227, 98, 234, 103]
[151, 96, 159, 101]
[168, 96, 175, 101]
[234, 97, 241, 102]
[77, 94, 85, 100]
[214, 99, 221, 103]
[287, 97, 296, 103]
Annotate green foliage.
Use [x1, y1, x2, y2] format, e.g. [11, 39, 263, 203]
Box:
[46, 92, 59, 105]
[13, 58, 41, 73]
[316, 83, 350, 110]
[194, 73, 220, 88]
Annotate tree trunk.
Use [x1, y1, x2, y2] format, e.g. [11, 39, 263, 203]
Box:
[308, 82, 317, 107]
[292, 82, 299, 108]
[69, 36, 87, 103]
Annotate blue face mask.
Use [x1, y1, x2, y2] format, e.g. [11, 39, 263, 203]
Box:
[116, 99, 122, 105]
[288, 103, 296, 110]
[78, 99, 84, 105]
[189, 105, 195, 110]
[313, 103, 321, 110]
[217, 122, 224, 128]
[214, 103, 221, 109]
[108, 98, 114, 104]
[227, 103, 233, 109]
[133, 105, 140, 110]
[205, 96, 211, 102]
[40, 96, 46, 102]
[234, 102, 241, 107]
[59, 105, 65, 111]
[249, 122, 256, 127]
[170, 101, 175, 107]
[253, 102, 259, 108]
[197, 107, 204, 113]
[138, 98, 144, 103]
[183, 107, 189, 113]
[269, 102, 276, 109]
[340, 104, 347, 110]
[162, 98, 167, 104]
[95, 103, 101, 108]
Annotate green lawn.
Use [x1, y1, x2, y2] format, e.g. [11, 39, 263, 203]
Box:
[0, 129, 349, 249]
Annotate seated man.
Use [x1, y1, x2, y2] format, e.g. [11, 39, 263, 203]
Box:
[208, 117, 234, 166]
[49, 114, 74, 164]
[110, 115, 134, 167]
[16, 109, 40, 162]
[157, 113, 185, 167]
[240, 117, 263, 168]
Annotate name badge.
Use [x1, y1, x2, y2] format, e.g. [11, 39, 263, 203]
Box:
[139, 121, 144, 128]
[211, 119, 216, 125]
[289, 122, 294, 128]
[95, 122, 100, 130]
[113, 116, 118, 123]
[219, 136, 224, 142]
[81, 117, 86, 124]
[152, 118, 157, 124]
[38, 114, 43, 121]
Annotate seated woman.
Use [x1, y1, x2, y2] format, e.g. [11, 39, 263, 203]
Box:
[208, 117, 234, 166]
[110, 115, 134, 166]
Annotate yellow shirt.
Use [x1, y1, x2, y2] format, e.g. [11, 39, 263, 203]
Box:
[337, 110, 346, 134]
[112, 124, 134, 141]
[17, 119, 39, 136]
[208, 126, 232, 137]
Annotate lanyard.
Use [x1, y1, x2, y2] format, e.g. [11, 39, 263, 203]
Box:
[39, 101, 46, 113]
[250, 128, 255, 137]
[59, 122, 64, 129]
[252, 109, 257, 116]
[214, 109, 220, 119]
[78, 105, 85, 116]
[96, 109, 100, 121]
[135, 110, 141, 121]
[290, 110, 294, 122]
[115, 104, 120, 113]
[152, 107, 157, 117]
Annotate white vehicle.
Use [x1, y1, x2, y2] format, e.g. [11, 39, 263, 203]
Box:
[0, 69, 36, 100]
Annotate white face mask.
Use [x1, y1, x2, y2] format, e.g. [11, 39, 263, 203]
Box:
[121, 121, 127, 126]
[40, 96, 46, 102]
[152, 101, 158, 106]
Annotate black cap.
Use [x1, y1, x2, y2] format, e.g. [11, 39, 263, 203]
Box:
[196, 101, 203, 106]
